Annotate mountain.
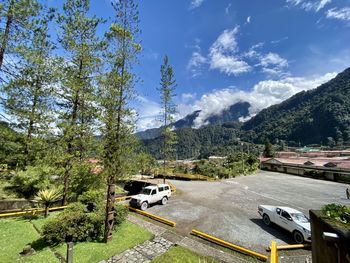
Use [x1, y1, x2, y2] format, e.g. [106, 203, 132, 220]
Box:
[141, 67, 350, 159]
[241, 67, 350, 145]
[137, 101, 250, 140]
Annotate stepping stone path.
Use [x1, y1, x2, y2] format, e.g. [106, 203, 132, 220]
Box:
[100, 236, 173, 263]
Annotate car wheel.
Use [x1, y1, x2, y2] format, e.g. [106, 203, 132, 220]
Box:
[263, 214, 271, 226]
[293, 231, 304, 244]
[161, 196, 168, 205]
[140, 202, 148, 211]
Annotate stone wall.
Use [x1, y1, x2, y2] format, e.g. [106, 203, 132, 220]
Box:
[310, 210, 350, 263]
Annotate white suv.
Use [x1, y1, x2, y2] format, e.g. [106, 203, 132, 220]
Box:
[130, 184, 171, 210]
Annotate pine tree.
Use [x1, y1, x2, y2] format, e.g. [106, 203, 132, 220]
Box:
[0, 0, 40, 73]
[3, 13, 55, 166]
[263, 139, 274, 158]
[158, 55, 177, 183]
[99, 0, 141, 242]
[56, 0, 103, 205]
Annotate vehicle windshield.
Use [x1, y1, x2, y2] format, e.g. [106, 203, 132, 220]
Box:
[291, 213, 309, 223]
[140, 188, 152, 195]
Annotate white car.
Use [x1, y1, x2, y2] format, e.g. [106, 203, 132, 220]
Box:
[258, 205, 311, 244]
[129, 184, 171, 210]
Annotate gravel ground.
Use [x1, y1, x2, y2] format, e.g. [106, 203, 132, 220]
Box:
[145, 170, 350, 255]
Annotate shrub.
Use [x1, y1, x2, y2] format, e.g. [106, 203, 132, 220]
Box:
[42, 202, 128, 245]
[322, 203, 350, 224]
[42, 203, 104, 245]
[114, 204, 128, 227]
[78, 189, 105, 211]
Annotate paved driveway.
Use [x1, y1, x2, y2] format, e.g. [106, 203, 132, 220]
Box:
[146, 170, 350, 253]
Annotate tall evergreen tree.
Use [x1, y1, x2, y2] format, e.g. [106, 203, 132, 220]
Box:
[158, 55, 177, 183]
[3, 13, 55, 166]
[99, 0, 140, 242]
[0, 0, 41, 72]
[56, 0, 102, 205]
[0, 0, 42, 120]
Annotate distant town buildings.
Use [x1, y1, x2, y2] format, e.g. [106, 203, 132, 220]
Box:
[261, 150, 350, 182]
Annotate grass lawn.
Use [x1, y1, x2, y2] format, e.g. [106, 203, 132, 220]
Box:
[54, 221, 153, 263]
[0, 218, 58, 263]
[151, 245, 219, 263]
[0, 214, 153, 263]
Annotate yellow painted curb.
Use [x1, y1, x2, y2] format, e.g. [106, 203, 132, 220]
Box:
[126, 205, 176, 227]
[270, 241, 278, 263]
[266, 243, 311, 251]
[191, 229, 268, 261]
[0, 205, 68, 218]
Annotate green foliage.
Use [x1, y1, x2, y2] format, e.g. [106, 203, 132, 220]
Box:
[322, 203, 350, 225]
[193, 153, 259, 179]
[10, 165, 55, 198]
[263, 139, 274, 157]
[42, 202, 128, 245]
[241, 68, 350, 145]
[114, 204, 128, 227]
[42, 203, 104, 245]
[36, 188, 61, 206]
[78, 189, 105, 209]
[158, 55, 178, 163]
[69, 162, 105, 198]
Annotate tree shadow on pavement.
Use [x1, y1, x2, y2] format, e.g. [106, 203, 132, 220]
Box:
[250, 218, 295, 244]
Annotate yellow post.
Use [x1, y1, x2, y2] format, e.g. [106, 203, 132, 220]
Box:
[270, 240, 278, 263]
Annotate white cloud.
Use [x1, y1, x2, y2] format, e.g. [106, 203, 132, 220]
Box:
[225, 3, 232, 15]
[287, 0, 331, 12]
[187, 50, 207, 78]
[189, 0, 204, 10]
[208, 27, 251, 75]
[181, 93, 197, 102]
[260, 52, 289, 76]
[246, 16, 251, 23]
[135, 96, 162, 131]
[136, 72, 336, 131]
[326, 7, 350, 21]
[189, 72, 336, 128]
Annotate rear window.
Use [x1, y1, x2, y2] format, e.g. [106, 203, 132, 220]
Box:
[159, 187, 164, 192]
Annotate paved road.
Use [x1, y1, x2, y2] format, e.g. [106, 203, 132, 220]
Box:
[146, 171, 350, 253]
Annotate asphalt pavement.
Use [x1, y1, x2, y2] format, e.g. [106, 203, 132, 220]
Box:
[145, 170, 350, 254]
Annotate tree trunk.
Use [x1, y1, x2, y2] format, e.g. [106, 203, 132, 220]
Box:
[0, 0, 14, 70]
[104, 184, 116, 242]
[44, 205, 49, 218]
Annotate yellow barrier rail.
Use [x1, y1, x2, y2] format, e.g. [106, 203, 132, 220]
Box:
[266, 243, 311, 251]
[167, 182, 177, 193]
[191, 229, 268, 261]
[115, 195, 134, 202]
[0, 205, 68, 218]
[270, 241, 278, 263]
[127, 205, 176, 227]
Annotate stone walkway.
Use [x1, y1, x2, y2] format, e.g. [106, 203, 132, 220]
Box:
[100, 214, 250, 262]
[127, 215, 249, 263]
[101, 236, 173, 263]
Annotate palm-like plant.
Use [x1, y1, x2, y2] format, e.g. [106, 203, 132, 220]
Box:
[36, 189, 61, 217]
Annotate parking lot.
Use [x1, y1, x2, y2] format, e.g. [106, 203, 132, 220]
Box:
[146, 170, 350, 254]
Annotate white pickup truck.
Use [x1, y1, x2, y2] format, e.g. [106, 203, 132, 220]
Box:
[258, 205, 311, 244]
[129, 184, 171, 210]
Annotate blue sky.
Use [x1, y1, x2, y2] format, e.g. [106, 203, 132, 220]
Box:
[127, 0, 350, 130]
[3, 0, 350, 130]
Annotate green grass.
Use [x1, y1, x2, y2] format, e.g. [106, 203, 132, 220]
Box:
[54, 221, 153, 263]
[0, 218, 58, 263]
[151, 245, 218, 263]
[0, 214, 153, 263]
